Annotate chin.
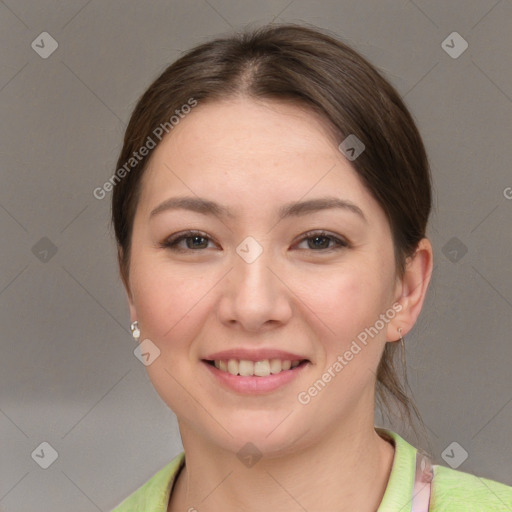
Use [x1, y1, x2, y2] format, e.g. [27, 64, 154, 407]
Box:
[205, 418, 311, 459]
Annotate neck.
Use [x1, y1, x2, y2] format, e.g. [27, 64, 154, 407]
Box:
[168, 420, 395, 512]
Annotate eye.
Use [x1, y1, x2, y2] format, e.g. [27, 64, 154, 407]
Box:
[160, 230, 217, 252]
[160, 230, 349, 253]
[295, 231, 349, 252]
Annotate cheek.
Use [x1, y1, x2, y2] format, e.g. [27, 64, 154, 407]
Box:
[300, 262, 394, 392]
[304, 266, 388, 340]
[302, 270, 391, 401]
[129, 256, 211, 348]
[129, 259, 215, 410]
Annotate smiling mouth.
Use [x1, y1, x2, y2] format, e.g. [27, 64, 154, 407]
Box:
[203, 358, 309, 377]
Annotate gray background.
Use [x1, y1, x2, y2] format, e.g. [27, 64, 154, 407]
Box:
[1, 0, 511, 510]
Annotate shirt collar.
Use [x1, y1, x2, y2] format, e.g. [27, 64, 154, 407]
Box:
[119, 427, 420, 511]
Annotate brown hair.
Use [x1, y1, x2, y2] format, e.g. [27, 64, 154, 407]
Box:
[112, 23, 431, 440]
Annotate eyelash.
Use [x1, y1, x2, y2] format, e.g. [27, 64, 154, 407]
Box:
[160, 230, 349, 253]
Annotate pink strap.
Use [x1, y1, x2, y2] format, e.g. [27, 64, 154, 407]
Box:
[411, 449, 434, 512]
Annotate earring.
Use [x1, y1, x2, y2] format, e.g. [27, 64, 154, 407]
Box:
[130, 321, 140, 341]
[398, 328, 406, 367]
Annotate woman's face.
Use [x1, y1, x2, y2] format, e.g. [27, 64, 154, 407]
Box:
[126, 98, 403, 455]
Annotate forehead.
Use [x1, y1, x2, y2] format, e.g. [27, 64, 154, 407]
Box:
[137, 98, 382, 223]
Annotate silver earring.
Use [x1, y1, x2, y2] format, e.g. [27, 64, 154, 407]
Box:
[130, 321, 140, 341]
[398, 328, 405, 367]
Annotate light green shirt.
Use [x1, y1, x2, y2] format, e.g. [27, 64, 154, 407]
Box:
[111, 428, 512, 511]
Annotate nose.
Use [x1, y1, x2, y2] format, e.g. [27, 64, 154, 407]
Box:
[216, 244, 293, 332]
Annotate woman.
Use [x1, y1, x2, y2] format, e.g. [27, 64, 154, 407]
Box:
[110, 23, 511, 511]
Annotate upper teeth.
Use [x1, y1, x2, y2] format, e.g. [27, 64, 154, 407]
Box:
[213, 359, 302, 376]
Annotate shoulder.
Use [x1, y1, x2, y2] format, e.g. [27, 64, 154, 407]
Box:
[430, 464, 512, 511]
[376, 428, 511, 512]
[110, 452, 185, 512]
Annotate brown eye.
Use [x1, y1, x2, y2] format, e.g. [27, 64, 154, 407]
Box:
[159, 230, 348, 254]
[161, 231, 215, 252]
[296, 231, 349, 252]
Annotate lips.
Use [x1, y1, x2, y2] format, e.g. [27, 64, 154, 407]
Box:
[202, 349, 310, 377]
[201, 348, 311, 393]
[203, 348, 309, 362]
[206, 358, 307, 377]
[202, 358, 310, 393]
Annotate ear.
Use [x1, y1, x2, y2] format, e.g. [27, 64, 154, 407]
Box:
[117, 245, 138, 323]
[386, 238, 433, 341]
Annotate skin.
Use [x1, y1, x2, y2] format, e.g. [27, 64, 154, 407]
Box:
[122, 97, 433, 512]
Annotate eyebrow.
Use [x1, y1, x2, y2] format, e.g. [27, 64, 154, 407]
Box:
[149, 196, 366, 222]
